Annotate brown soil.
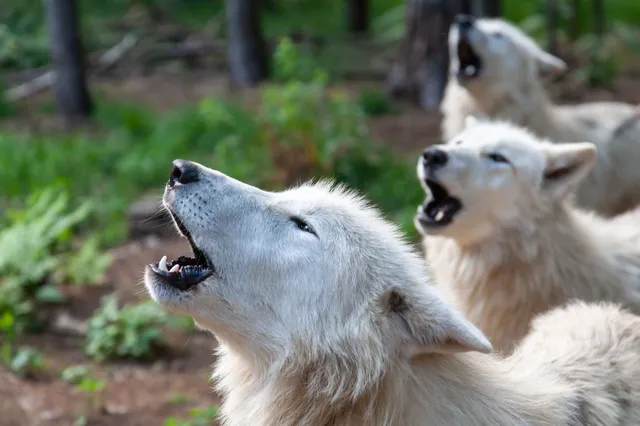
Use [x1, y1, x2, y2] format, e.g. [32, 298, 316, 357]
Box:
[3, 61, 640, 425]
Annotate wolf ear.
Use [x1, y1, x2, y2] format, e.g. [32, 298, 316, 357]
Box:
[543, 142, 597, 199]
[534, 49, 567, 77]
[464, 114, 487, 129]
[385, 287, 492, 357]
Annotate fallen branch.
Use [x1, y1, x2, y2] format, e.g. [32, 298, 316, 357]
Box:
[6, 33, 138, 102]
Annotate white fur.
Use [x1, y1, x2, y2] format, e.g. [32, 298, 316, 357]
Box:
[417, 120, 640, 354]
[146, 162, 640, 425]
[442, 17, 640, 217]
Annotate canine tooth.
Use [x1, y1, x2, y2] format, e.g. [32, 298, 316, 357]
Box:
[159, 256, 168, 272]
[169, 264, 180, 273]
[435, 211, 445, 222]
[465, 65, 476, 76]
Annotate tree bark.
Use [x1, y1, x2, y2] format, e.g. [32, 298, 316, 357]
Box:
[386, 0, 462, 110]
[546, 0, 558, 54]
[592, 0, 604, 38]
[43, 0, 93, 119]
[569, 0, 581, 40]
[485, 0, 501, 17]
[347, 0, 369, 34]
[225, 0, 269, 87]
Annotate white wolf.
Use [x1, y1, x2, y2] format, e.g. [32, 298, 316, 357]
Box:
[416, 117, 640, 354]
[145, 159, 640, 425]
[440, 15, 640, 217]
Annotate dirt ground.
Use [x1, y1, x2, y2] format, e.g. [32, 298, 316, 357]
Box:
[3, 64, 640, 425]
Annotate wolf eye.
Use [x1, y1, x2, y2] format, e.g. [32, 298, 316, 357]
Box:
[291, 217, 316, 236]
[486, 152, 509, 163]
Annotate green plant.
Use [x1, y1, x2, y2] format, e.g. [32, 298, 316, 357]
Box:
[357, 88, 394, 117]
[62, 364, 106, 421]
[0, 187, 93, 333]
[164, 406, 218, 426]
[85, 296, 169, 361]
[272, 37, 325, 83]
[0, 312, 45, 377]
[63, 235, 112, 286]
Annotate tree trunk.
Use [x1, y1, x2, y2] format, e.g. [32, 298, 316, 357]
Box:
[485, 0, 501, 17]
[546, 0, 558, 54]
[386, 0, 462, 110]
[43, 0, 93, 119]
[347, 0, 369, 34]
[225, 0, 269, 87]
[569, 0, 580, 40]
[592, 0, 604, 38]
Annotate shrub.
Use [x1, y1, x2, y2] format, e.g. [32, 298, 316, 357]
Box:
[85, 296, 169, 361]
[164, 406, 218, 426]
[0, 187, 98, 333]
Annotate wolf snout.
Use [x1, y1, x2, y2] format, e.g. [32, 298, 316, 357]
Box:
[423, 147, 449, 169]
[455, 14, 475, 31]
[170, 159, 200, 187]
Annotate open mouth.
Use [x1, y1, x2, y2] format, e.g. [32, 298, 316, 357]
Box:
[417, 179, 463, 227]
[149, 211, 214, 291]
[457, 38, 482, 79]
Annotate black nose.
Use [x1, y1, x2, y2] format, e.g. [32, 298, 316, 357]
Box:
[455, 14, 475, 30]
[170, 159, 199, 186]
[423, 148, 448, 168]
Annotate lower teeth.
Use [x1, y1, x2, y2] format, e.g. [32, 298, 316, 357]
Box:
[464, 65, 476, 76]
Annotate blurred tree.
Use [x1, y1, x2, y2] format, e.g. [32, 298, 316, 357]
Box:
[485, 0, 501, 17]
[225, 0, 270, 87]
[43, 0, 93, 119]
[386, 0, 463, 110]
[546, 0, 558, 53]
[593, 0, 604, 37]
[347, 0, 370, 34]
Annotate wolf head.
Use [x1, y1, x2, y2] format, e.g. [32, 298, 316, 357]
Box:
[449, 15, 566, 95]
[145, 161, 491, 372]
[415, 118, 596, 245]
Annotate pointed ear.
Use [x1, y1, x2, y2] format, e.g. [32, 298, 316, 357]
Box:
[385, 287, 492, 358]
[535, 49, 567, 77]
[464, 114, 488, 129]
[543, 142, 597, 199]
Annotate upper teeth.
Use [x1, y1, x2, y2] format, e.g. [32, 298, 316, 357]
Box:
[159, 256, 168, 272]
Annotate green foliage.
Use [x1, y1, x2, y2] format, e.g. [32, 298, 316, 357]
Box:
[0, 312, 45, 377]
[357, 88, 394, 117]
[0, 187, 98, 333]
[0, 83, 16, 117]
[163, 406, 218, 426]
[7, 347, 45, 377]
[85, 296, 169, 361]
[272, 37, 324, 83]
[61, 364, 106, 419]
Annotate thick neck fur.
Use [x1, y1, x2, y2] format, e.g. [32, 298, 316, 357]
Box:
[214, 343, 578, 426]
[426, 201, 622, 354]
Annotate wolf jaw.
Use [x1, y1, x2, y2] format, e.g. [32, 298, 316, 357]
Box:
[457, 37, 482, 79]
[149, 210, 214, 291]
[417, 179, 463, 227]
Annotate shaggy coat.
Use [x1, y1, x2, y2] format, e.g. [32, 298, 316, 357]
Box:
[418, 119, 640, 354]
[144, 161, 640, 425]
[442, 17, 640, 216]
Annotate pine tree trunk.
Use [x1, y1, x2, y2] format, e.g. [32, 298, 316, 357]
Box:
[43, 0, 93, 119]
[225, 0, 269, 87]
[347, 0, 369, 33]
[387, 0, 463, 110]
